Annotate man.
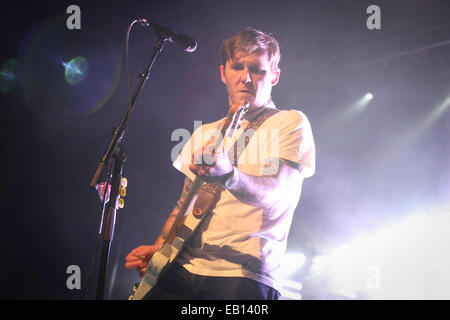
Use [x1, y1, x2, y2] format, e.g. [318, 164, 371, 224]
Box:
[125, 28, 315, 299]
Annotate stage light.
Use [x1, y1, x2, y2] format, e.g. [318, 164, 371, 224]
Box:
[369, 94, 450, 169]
[430, 95, 450, 119]
[322, 91, 377, 134]
[63, 56, 88, 85]
[364, 92, 373, 100]
[355, 92, 374, 109]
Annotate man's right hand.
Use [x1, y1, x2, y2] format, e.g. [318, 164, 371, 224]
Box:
[125, 245, 161, 277]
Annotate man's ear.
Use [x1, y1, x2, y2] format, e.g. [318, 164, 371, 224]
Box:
[220, 65, 226, 84]
[271, 69, 280, 86]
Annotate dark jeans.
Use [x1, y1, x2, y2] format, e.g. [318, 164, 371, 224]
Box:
[144, 262, 280, 300]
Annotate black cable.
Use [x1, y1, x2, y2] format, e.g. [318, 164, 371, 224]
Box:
[80, 19, 139, 300]
[125, 20, 139, 124]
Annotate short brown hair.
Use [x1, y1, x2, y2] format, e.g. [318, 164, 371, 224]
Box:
[220, 27, 281, 72]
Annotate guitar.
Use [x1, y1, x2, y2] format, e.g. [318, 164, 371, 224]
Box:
[128, 101, 249, 300]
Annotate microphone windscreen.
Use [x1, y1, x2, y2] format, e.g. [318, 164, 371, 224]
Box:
[173, 34, 197, 52]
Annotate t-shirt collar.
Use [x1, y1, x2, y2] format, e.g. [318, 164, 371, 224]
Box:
[243, 100, 277, 122]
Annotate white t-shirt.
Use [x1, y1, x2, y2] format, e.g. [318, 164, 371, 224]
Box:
[172, 104, 315, 292]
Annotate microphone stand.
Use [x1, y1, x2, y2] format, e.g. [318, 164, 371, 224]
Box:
[91, 37, 168, 300]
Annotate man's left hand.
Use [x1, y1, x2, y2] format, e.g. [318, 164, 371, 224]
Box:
[189, 138, 233, 184]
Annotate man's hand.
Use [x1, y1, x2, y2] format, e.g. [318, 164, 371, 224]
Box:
[125, 245, 161, 278]
[189, 138, 233, 184]
[124, 178, 193, 277]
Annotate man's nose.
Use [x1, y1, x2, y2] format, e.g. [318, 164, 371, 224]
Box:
[241, 68, 251, 84]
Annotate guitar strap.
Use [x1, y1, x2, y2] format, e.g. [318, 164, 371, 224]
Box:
[191, 107, 280, 218]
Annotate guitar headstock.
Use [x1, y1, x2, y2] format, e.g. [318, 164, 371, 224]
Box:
[227, 101, 249, 138]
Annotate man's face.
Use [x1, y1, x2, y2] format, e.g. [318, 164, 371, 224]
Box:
[220, 50, 280, 111]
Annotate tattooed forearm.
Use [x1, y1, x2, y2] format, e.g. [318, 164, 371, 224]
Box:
[169, 177, 192, 215]
[175, 199, 184, 210]
[153, 177, 194, 247]
[184, 177, 193, 193]
[227, 160, 302, 208]
[227, 172, 281, 208]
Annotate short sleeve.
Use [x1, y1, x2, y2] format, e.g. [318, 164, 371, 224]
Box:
[267, 110, 316, 178]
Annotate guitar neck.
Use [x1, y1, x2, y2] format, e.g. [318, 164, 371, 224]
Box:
[164, 102, 248, 245]
[165, 177, 203, 244]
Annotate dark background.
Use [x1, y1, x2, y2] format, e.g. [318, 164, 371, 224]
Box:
[1, 0, 449, 299]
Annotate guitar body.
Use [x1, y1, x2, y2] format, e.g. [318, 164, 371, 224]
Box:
[129, 194, 206, 300]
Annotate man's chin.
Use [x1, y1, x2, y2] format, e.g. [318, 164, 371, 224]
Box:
[237, 92, 254, 99]
[232, 96, 256, 106]
[232, 99, 264, 109]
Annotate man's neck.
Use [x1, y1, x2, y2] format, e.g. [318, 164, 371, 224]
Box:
[244, 101, 276, 121]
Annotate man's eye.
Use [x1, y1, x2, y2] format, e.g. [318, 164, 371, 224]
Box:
[231, 64, 243, 70]
[251, 67, 266, 74]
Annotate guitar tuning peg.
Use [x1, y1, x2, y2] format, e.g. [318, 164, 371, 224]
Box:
[121, 177, 128, 188]
[117, 197, 125, 209]
[120, 185, 126, 197]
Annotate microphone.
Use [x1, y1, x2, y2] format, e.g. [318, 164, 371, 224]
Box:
[138, 18, 197, 52]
